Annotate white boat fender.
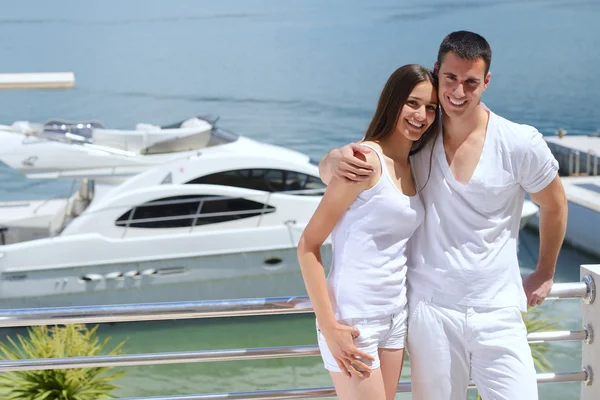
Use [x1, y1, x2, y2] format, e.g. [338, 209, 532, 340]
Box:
[105, 271, 124, 280]
[79, 273, 104, 282]
[124, 270, 141, 279]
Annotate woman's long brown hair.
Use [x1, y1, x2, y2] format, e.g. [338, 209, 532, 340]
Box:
[363, 64, 439, 156]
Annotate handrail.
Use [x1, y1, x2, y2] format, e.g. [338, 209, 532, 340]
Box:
[0, 346, 319, 372]
[0, 296, 313, 328]
[546, 278, 594, 302]
[0, 327, 591, 372]
[116, 207, 275, 226]
[69, 188, 324, 227]
[527, 326, 592, 344]
[115, 193, 319, 209]
[0, 279, 592, 328]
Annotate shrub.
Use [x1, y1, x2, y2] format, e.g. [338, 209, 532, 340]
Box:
[0, 324, 126, 400]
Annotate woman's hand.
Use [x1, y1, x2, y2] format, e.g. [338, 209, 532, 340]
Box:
[321, 322, 375, 378]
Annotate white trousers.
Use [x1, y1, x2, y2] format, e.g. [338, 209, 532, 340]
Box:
[406, 295, 538, 400]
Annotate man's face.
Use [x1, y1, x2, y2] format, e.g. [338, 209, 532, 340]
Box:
[435, 51, 490, 120]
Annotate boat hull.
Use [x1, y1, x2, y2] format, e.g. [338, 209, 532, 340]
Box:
[0, 245, 331, 309]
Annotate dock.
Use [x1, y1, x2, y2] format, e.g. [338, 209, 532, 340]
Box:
[528, 175, 600, 258]
[545, 134, 600, 177]
[538, 176, 600, 258]
[528, 134, 600, 258]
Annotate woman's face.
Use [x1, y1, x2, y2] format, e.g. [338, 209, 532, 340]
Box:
[395, 81, 438, 141]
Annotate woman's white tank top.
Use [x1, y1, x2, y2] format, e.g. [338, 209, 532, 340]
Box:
[327, 144, 425, 319]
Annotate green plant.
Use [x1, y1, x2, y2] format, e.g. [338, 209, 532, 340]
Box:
[0, 324, 126, 400]
[523, 307, 560, 372]
[475, 307, 560, 399]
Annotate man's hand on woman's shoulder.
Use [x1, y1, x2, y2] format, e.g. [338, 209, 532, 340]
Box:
[319, 142, 376, 184]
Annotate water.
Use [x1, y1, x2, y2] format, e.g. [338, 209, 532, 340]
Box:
[0, 0, 599, 398]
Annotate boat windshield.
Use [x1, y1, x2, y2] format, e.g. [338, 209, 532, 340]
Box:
[42, 119, 105, 143]
[208, 128, 239, 146]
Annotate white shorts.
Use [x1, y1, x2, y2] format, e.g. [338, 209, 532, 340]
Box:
[406, 294, 538, 400]
[316, 309, 408, 372]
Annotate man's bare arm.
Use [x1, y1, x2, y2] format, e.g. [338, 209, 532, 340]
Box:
[524, 175, 568, 306]
[318, 148, 342, 185]
[318, 143, 375, 185]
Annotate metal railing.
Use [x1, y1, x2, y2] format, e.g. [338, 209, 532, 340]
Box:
[0, 329, 593, 372]
[0, 276, 595, 399]
[83, 189, 323, 234]
[566, 148, 599, 177]
[569, 150, 581, 176]
[586, 151, 598, 176]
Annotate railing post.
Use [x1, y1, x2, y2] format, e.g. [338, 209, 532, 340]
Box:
[569, 151, 574, 176]
[581, 265, 599, 400]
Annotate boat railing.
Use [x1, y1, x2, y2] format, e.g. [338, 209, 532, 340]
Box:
[0, 264, 598, 400]
[107, 190, 323, 236]
[569, 150, 582, 176]
[586, 150, 599, 176]
[32, 189, 321, 240]
[566, 148, 599, 177]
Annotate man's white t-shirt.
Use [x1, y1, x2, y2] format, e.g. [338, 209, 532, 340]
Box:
[408, 107, 559, 312]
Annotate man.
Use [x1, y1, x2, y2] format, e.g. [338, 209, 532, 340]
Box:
[318, 31, 568, 399]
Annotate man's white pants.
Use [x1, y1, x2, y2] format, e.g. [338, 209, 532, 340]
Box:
[406, 295, 538, 400]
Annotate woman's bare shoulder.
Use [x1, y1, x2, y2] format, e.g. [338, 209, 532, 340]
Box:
[357, 141, 382, 167]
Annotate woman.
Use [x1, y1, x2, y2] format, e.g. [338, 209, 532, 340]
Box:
[297, 64, 439, 400]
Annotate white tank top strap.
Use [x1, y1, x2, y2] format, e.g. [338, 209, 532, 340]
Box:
[359, 143, 390, 177]
[409, 160, 425, 203]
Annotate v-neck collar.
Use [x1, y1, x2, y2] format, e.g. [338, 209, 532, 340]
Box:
[436, 110, 494, 187]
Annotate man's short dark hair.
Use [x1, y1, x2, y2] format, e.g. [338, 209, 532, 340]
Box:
[437, 31, 492, 74]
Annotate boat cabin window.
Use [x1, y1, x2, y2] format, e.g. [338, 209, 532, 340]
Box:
[115, 195, 275, 229]
[186, 169, 326, 195]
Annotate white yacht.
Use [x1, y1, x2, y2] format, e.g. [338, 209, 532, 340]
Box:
[0, 144, 330, 309]
[0, 115, 241, 182]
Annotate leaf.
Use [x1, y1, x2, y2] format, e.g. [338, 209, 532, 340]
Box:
[34, 390, 53, 400]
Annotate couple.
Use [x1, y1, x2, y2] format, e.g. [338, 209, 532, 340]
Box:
[296, 31, 568, 400]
